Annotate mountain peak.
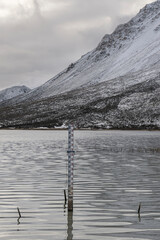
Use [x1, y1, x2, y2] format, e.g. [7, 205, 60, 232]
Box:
[34, 1, 160, 98]
[19, 0, 159, 100]
[93, 0, 160, 62]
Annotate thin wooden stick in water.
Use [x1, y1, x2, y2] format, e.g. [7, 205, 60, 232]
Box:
[17, 207, 21, 218]
[64, 189, 67, 204]
[138, 203, 141, 215]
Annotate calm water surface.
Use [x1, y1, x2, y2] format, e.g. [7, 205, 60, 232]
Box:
[0, 130, 160, 240]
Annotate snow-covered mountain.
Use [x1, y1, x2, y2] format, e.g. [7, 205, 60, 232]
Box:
[0, 86, 31, 103]
[12, 0, 160, 102]
[0, 0, 160, 129]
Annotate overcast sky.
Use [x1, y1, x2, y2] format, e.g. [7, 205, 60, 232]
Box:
[0, 0, 154, 90]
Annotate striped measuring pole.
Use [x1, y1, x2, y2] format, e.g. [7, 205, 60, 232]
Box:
[67, 124, 75, 211]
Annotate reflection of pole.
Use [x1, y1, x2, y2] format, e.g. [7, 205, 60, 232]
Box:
[67, 211, 73, 240]
[67, 125, 74, 211]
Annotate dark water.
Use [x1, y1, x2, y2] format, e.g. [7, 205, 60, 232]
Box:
[0, 130, 159, 240]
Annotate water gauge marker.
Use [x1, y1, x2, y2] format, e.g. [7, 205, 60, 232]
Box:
[67, 124, 75, 211]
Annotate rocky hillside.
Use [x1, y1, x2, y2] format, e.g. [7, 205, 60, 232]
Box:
[0, 70, 159, 129]
[0, 0, 160, 129]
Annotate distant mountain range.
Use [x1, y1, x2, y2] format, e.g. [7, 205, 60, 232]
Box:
[0, 0, 160, 129]
[0, 86, 30, 103]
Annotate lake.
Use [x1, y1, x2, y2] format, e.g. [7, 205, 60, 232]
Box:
[0, 130, 160, 240]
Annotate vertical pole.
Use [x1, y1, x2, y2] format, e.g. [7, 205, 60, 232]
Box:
[67, 124, 74, 211]
[67, 211, 73, 240]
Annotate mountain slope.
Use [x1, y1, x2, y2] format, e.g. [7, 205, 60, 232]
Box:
[0, 0, 160, 129]
[0, 86, 31, 103]
[12, 0, 160, 102]
[0, 71, 159, 129]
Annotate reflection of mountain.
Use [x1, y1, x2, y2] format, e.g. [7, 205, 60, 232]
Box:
[0, 0, 160, 129]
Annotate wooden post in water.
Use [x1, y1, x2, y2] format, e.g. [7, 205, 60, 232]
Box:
[67, 124, 74, 211]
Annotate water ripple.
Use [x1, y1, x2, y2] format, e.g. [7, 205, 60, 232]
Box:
[0, 130, 159, 239]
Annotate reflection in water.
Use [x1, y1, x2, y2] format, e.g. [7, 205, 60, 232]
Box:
[17, 217, 21, 225]
[67, 211, 73, 240]
[138, 213, 141, 223]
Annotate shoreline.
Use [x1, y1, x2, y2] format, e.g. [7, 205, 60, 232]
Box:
[0, 128, 159, 131]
